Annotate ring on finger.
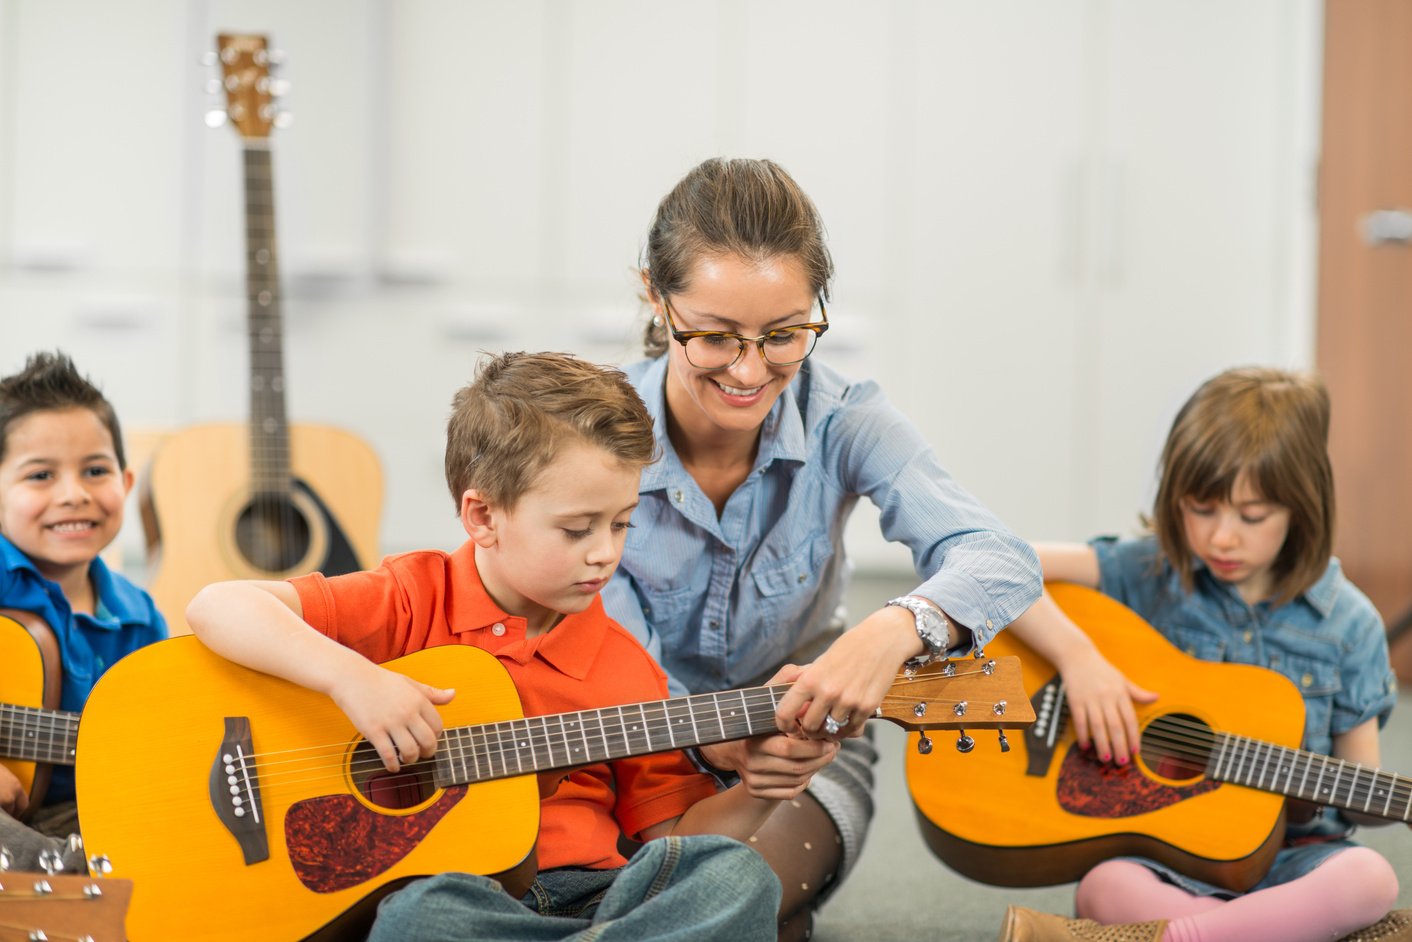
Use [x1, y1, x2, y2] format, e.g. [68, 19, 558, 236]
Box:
[823, 714, 843, 736]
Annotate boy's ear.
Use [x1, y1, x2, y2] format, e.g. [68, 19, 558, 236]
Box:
[460, 489, 498, 548]
[121, 466, 135, 497]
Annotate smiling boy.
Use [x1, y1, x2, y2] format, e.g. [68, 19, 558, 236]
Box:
[0, 351, 167, 870]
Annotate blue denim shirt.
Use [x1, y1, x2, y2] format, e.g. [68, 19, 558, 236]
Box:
[0, 534, 168, 802]
[1091, 535, 1398, 759]
[602, 355, 1041, 695]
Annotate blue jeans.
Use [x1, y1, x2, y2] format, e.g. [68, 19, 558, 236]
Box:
[367, 834, 780, 942]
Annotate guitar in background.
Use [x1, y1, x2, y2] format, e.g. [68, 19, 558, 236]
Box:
[907, 582, 1411, 893]
[142, 34, 382, 634]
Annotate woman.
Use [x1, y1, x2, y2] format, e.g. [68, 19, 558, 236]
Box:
[602, 157, 1042, 940]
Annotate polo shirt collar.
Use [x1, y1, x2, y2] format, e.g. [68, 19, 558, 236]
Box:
[445, 541, 608, 680]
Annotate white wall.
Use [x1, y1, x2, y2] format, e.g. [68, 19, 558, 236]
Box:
[0, 0, 1324, 577]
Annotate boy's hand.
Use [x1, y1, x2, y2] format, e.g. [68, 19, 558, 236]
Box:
[0, 764, 28, 817]
[328, 661, 456, 773]
[699, 664, 839, 800]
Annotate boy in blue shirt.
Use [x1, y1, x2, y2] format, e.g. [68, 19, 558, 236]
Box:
[0, 351, 167, 871]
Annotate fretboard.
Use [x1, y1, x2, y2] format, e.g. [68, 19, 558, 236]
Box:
[1210, 732, 1412, 822]
[243, 144, 291, 495]
[0, 702, 79, 766]
[433, 685, 785, 787]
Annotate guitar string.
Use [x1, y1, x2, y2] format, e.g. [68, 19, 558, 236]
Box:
[235, 687, 992, 793]
[182, 669, 1009, 795]
[1048, 702, 1412, 812]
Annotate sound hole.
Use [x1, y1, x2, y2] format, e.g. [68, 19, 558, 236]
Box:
[1139, 712, 1214, 784]
[235, 492, 312, 572]
[350, 740, 437, 811]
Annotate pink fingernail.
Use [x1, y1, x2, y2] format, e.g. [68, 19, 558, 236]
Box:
[1117, 755, 1129, 766]
[1100, 752, 1111, 763]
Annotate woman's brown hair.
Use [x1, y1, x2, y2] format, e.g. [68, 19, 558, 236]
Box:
[1152, 366, 1333, 605]
[640, 157, 834, 357]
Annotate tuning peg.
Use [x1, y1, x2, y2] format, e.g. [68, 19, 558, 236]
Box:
[955, 730, 975, 753]
[29, 928, 51, 940]
[204, 109, 229, 128]
[0, 844, 11, 871]
[972, 647, 986, 659]
[982, 659, 996, 675]
[38, 848, 62, 876]
[992, 700, 1008, 716]
[273, 111, 295, 129]
[942, 662, 956, 678]
[258, 76, 292, 97]
[266, 48, 287, 66]
[88, 854, 112, 877]
[200, 51, 218, 66]
[998, 730, 1011, 753]
[916, 735, 933, 755]
[912, 702, 927, 717]
[952, 700, 968, 717]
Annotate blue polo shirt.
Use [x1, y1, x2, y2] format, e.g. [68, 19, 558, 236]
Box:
[0, 534, 167, 802]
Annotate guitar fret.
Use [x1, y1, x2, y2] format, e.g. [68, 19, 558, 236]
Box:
[594, 710, 610, 763]
[712, 693, 727, 741]
[1327, 760, 1344, 805]
[635, 703, 649, 753]
[576, 712, 592, 763]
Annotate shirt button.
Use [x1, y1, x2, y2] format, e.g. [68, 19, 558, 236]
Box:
[797, 574, 807, 584]
[985, 620, 993, 630]
[1301, 673, 1314, 687]
[709, 619, 720, 629]
[1242, 630, 1253, 643]
[673, 490, 685, 504]
[492, 623, 507, 636]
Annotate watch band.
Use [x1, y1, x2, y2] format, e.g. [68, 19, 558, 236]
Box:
[886, 595, 951, 667]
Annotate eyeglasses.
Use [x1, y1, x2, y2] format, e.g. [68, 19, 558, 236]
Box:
[661, 297, 829, 370]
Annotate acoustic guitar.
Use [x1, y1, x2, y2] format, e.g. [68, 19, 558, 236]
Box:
[142, 33, 382, 634]
[75, 637, 1034, 941]
[0, 611, 79, 815]
[0, 873, 132, 942]
[907, 582, 1411, 892]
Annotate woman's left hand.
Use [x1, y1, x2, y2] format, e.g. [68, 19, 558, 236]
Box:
[773, 605, 924, 739]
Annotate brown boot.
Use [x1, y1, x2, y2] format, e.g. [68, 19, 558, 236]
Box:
[997, 905, 1168, 942]
[1340, 910, 1412, 942]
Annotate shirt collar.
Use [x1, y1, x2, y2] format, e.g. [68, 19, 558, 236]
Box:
[1192, 554, 1338, 617]
[636, 355, 809, 494]
[445, 541, 608, 680]
[0, 534, 130, 631]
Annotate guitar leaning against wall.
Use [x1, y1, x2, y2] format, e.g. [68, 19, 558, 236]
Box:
[141, 33, 382, 634]
[907, 581, 1411, 894]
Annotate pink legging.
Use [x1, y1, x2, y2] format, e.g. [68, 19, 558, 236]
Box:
[1075, 848, 1399, 942]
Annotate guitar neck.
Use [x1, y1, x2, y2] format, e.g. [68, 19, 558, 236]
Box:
[1211, 732, 1412, 822]
[435, 685, 786, 786]
[0, 702, 79, 766]
[242, 144, 292, 494]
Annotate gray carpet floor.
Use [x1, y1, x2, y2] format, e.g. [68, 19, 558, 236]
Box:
[813, 575, 1412, 942]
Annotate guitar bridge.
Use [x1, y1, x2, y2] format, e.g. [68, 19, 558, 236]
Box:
[1023, 676, 1065, 778]
[208, 717, 269, 865]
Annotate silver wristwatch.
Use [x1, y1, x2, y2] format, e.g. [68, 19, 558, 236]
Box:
[886, 595, 952, 668]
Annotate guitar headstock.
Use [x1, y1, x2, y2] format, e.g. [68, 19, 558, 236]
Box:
[213, 33, 287, 140]
[0, 873, 132, 942]
[878, 655, 1036, 753]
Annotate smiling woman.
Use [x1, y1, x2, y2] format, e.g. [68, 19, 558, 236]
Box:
[600, 157, 1043, 941]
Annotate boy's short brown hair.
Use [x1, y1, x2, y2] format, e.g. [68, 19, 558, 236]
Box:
[445, 352, 656, 510]
[0, 351, 127, 469]
[1152, 366, 1333, 606]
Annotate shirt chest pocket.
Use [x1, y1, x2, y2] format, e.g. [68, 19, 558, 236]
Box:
[751, 535, 831, 599]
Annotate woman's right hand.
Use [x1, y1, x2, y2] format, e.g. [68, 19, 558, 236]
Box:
[1056, 646, 1158, 765]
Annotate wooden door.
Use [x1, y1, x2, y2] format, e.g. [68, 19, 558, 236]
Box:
[1316, 0, 1412, 682]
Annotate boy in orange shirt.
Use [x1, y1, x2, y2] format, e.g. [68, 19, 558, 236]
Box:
[187, 351, 819, 940]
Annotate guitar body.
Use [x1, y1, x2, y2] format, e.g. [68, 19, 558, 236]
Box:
[142, 422, 383, 634]
[907, 582, 1306, 892]
[0, 609, 62, 815]
[76, 637, 538, 942]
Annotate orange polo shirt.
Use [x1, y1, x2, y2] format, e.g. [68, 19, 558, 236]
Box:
[289, 541, 718, 870]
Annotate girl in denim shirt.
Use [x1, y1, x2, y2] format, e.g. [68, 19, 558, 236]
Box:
[602, 158, 1042, 940]
[1000, 367, 1408, 942]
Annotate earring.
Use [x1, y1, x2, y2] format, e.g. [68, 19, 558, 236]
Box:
[651, 314, 664, 328]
